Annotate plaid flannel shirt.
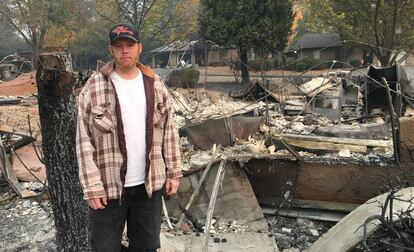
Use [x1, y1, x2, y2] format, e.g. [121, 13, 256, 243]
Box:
[76, 60, 182, 199]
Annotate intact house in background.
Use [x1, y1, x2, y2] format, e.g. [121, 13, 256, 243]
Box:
[285, 33, 364, 66]
[143, 35, 414, 69]
[142, 40, 253, 68]
[143, 35, 368, 69]
[285, 33, 414, 67]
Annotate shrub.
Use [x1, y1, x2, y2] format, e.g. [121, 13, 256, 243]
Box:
[284, 58, 344, 72]
[350, 59, 362, 68]
[330, 61, 344, 69]
[248, 59, 276, 71]
[165, 68, 200, 88]
[230, 58, 276, 71]
[295, 62, 308, 72]
[282, 58, 322, 72]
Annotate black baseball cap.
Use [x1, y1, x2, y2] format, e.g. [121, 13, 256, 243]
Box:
[109, 23, 139, 44]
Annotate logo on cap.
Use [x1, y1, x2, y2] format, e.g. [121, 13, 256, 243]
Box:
[112, 26, 134, 36]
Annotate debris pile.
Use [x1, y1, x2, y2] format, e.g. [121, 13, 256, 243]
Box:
[165, 217, 251, 236]
[173, 67, 406, 169]
[1, 63, 413, 251]
[267, 216, 333, 251]
[0, 54, 33, 82]
[165, 66, 414, 250]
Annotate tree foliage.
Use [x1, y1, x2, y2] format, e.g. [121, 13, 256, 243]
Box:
[0, 0, 51, 65]
[91, 0, 177, 45]
[199, 0, 294, 83]
[300, 0, 414, 66]
[0, 0, 191, 69]
[0, 0, 88, 66]
[168, 0, 200, 42]
[44, 1, 90, 49]
[0, 20, 29, 58]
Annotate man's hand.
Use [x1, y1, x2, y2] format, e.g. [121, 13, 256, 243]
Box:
[165, 178, 179, 195]
[88, 197, 108, 210]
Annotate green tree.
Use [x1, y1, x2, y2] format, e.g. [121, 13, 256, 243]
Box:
[300, 0, 414, 66]
[167, 0, 200, 42]
[199, 0, 294, 83]
[0, 0, 51, 66]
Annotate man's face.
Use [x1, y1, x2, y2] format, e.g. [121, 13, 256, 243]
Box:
[110, 38, 142, 71]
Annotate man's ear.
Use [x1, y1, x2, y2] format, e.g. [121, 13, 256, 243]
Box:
[138, 43, 143, 54]
[109, 46, 113, 56]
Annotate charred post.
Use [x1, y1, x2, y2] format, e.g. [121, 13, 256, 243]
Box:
[36, 52, 89, 251]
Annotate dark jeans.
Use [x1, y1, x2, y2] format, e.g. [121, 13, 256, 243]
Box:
[89, 184, 163, 252]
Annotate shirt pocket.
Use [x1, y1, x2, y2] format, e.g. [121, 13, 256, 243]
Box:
[91, 105, 114, 135]
[153, 102, 167, 129]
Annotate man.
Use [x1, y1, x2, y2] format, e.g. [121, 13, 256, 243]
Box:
[76, 23, 182, 252]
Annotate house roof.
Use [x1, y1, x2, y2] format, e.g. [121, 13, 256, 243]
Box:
[149, 40, 198, 54]
[287, 33, 342, 51]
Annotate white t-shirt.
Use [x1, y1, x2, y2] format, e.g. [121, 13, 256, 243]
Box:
[110, 70, 146, 187]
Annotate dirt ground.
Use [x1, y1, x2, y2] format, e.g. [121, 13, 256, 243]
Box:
[0, 105, 40, 134]
[0, 72, 37, 96]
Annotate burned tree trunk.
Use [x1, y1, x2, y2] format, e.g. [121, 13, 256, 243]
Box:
[36, 52, 89, 251]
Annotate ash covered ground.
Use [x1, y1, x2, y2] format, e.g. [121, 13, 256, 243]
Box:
[0, 179, 333, 252]
[0, 181, 55, 252]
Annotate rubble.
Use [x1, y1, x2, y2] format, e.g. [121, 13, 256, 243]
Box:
[164, 66, 414, 250]
[189, 151, 213, 168]
[1, 62, 413, 251]
[175, 98, 271, 127]
[175, 67, 407, 171]
[266, 215, 333, 251]
[22, 181, 44, 192]
[298, 77, 338, 97]
[0, 54, 33, 82]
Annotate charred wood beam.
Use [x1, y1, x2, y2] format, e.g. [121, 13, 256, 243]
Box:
[342, 113, 384, 123]
[273, 133, 392, 148]
[279, 137, 304, 162]
[182, 152, 297, 177]
[178, 203, 204, 232]
[0, 98, 21, 105]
